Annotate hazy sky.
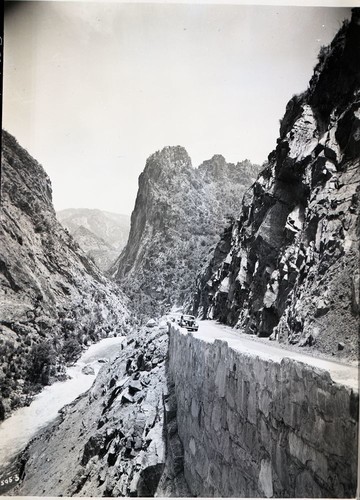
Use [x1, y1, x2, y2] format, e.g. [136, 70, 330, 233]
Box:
[4, 2, 351, 215]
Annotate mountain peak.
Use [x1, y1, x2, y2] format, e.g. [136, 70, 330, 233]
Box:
[198, 154, 228, 181]
[140, 145, 193, 187]
[114, 145, 261, 317]
[147, 145, 191, 167]
[57, 208, 130, 270]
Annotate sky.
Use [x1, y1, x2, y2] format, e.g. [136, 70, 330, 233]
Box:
[3, 1, 351, 215]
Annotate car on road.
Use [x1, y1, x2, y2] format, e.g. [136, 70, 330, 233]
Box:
[178, 314, 199, 332]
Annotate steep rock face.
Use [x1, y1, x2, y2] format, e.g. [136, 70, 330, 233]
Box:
[57, 208, 130, 271]
[0, 131, 129, 418]
[10, 324, 176, 497]
[112, 146, 260, 318]
[193, 11, 360, 359]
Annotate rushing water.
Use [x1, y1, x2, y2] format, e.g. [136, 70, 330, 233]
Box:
[0, 336, 125, 469]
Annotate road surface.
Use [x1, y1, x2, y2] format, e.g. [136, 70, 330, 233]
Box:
[193, 320, 358, 391]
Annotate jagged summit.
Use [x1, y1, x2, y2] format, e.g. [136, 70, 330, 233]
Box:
[143, 146, 193, 181]
[198, 155, 258, 184]
[112, 148, 261, 317]
[198, 154, 228, 181]
[148, 145, 191, 161]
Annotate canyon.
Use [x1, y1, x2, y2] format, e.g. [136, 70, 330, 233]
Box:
[0, 131, 130, 418]
[0, 8, 359, 498]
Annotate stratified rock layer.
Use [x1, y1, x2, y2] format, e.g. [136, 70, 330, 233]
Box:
[193, 11, 360, 359]
[112, 147, 261, 318]
[0, 131, 129, 417]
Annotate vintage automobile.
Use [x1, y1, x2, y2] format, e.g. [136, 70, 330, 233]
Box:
[178, 314, 199, 332]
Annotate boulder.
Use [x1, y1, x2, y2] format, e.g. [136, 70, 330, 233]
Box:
[82, 365, 95, 376]
[97, 358, 109, 364]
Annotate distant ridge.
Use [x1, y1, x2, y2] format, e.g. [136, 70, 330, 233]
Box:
[57, 208, 130, 271]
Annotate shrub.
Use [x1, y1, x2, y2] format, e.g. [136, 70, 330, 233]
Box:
[0, 400, 5, 421]
[61, 338, 82, 363]
[27, 342, 56, 385]
[0, 383, 11, 399]
[10, 396, 21, 409]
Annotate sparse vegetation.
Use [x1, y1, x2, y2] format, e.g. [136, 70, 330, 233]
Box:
[61, 338, 82, 363]
[27, 342, 57, 385]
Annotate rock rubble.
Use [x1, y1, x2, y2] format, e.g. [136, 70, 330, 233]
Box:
[11, 324, 171, 497]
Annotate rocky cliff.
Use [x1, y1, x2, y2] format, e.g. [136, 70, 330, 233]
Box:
[57, 208, 130, 271]
[193, 11, 360, 360]
[112, 147, 260, 318]
[0, 131, 129, 418]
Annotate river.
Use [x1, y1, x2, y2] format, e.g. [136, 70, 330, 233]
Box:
[0, 336, 125, 469]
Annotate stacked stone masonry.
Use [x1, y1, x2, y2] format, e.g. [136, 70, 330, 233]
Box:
[168, 324, 358, 497]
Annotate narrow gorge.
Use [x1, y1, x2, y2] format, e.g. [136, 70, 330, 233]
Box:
[0, 7, 359, 499]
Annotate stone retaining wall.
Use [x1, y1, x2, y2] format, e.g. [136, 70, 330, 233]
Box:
[168, 324, 358, 497]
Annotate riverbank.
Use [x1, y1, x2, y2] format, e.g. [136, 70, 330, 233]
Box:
[0, 335, 125, 478]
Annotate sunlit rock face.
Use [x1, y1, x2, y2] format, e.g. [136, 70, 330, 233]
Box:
[112, 145, 261, 319]
[0, 131, 129, 418]
[193, 10, 360, 360]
